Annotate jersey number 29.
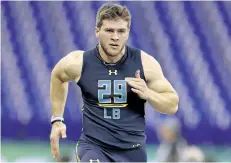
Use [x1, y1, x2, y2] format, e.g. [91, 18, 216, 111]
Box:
[98, 80, 127, 120]
[98, 80, 127, 103]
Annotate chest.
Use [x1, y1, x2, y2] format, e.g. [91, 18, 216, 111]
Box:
[79, 63, 143, 104]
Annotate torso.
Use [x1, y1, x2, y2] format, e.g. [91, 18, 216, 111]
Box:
[77, 45, 147, 149]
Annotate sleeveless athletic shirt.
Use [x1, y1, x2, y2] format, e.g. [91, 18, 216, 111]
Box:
[77, 44, 147, 149]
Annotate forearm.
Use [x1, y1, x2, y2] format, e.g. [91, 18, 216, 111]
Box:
[147, 90, 179, 115]
[50, 74, 68, 117]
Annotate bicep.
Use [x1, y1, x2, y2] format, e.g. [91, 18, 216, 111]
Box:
[142, 52, 175, 93]
[147, 77, 176, 94]
[51, 51, 83, 82]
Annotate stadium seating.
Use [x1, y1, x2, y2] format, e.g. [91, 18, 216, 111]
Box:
[1, 1, 231, 145]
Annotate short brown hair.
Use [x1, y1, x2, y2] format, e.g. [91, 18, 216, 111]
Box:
[96, 3, 131, 28]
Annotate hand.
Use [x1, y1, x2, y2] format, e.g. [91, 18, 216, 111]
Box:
[125, 70, 151, 100]
[50, 121, 67, 161]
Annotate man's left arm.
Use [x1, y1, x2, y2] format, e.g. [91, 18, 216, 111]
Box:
[125, 51, 179, 115]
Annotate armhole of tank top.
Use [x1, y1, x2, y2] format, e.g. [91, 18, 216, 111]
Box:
[76, 52, 85, 86]
[139, 50, 147, 82]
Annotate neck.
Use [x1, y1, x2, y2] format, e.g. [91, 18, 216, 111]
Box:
[98, 43, 125, 63]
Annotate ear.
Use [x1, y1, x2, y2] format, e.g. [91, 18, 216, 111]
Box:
[95, 27, 100, 38]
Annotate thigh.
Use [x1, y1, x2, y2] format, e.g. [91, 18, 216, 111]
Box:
[115, 145, 147, 162]
[76, 140, 110, 162]
[128, 145, 147, 162]
[80, 150, 109, 162]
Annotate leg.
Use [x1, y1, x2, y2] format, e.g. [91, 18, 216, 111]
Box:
[111, 145, 147, 162]
[125, 145, 147, 162]
[80, 150, 109, 162]
[76, 140, 110, 162]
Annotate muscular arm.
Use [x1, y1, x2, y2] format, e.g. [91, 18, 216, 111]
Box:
[141, 51, 179, 115]
[50, 51, 84, 117]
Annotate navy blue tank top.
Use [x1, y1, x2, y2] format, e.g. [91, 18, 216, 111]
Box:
[77, 45, 147, 149]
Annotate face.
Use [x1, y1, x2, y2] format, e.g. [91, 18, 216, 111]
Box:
[95, 18, 130, 57]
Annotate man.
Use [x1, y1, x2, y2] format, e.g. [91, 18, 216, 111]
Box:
[50, 3, 179, 162]
[154, 118, 187, 162]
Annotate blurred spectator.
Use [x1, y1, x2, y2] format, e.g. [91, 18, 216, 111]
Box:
[182, 145, 205, 162]
[154, 117, 187, 162]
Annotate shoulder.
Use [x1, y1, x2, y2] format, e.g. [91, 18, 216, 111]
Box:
[140, 50, 164, 81]
[53, 50, 84, 70]
[62, 50, 85, 67]
[66, 50, 85, 59]
[127, 46, 159, 66]
[52, 50, 85, 82]
[65, 50, 85, 81]
[140, 50, 160, 66]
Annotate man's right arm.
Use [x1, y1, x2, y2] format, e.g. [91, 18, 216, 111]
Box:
[50, 50, 84, 118]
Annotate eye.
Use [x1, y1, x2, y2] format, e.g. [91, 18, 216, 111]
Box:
[118, 30, 126, 33]
[106, 29, 113, 33]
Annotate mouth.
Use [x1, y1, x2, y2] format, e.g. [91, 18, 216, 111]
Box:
[109, 44, 119, 48]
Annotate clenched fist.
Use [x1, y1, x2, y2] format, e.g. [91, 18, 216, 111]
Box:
[125, 70, 151, 100]
[50, 121, 67, 161]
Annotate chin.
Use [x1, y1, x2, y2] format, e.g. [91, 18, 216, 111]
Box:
[112, 47, 125, 54]
[108, 51, 121, 57]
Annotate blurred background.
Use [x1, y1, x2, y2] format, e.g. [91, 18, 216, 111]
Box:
[1, 1, 231, 162]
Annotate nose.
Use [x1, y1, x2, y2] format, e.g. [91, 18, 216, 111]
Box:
[111, 32, 119, 41]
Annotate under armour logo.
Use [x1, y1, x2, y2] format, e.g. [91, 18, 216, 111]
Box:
[132, 143, 141, 148]
[109, 70, 118, 75]
[89, 159, 100, 163]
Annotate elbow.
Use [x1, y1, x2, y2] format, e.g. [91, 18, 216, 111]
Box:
[168, 94, 179, 115]
[168, 104, 178, 115]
